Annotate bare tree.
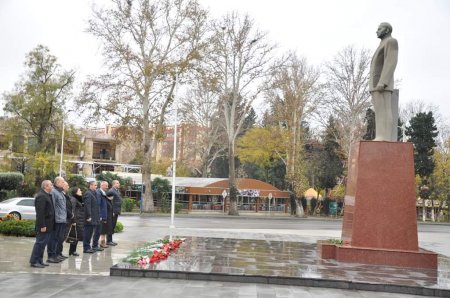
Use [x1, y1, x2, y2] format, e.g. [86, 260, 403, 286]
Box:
[77, 0, 207, 212]
[323, 46, 371, 159]
[206, 12, 275, 215]
[179, 78, 225, 177]
[264, 52, 322, 195]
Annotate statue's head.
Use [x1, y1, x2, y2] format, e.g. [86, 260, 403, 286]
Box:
[376, 22, 392, 39]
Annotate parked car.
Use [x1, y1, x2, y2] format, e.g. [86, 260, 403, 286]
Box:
[0, 197, 35, 220]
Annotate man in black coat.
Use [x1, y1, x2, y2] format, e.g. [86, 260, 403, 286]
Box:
[29, 180, 54, 268]
[83, 180, 100, 253]
[107, 180, 122, 245]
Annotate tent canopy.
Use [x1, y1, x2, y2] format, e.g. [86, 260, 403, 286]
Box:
[304, 188, 322, 199]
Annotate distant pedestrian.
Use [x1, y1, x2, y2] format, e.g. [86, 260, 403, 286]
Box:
[29, 180, 54, 268]
[48, 177, 68, 263]
[83, 181, 100, 253]
[68, 187, 84, 256]
[107, 180, 121, 246]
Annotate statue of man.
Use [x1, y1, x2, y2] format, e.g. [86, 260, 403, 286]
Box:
[369, 22, 399, 141]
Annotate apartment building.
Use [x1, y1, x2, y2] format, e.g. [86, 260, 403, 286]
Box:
[0, 119, 204, 177]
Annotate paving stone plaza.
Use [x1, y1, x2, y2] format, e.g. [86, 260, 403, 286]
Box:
[1, 215, 450, 297]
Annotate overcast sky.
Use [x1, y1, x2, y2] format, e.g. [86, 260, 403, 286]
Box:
[1, 0, 449, 126]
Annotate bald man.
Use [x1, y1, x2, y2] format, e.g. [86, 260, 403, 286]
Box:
[29, 180, 54, 268]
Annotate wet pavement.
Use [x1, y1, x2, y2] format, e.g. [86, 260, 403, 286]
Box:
[112, 236, 450, 296]
[1, 215, 450, 297]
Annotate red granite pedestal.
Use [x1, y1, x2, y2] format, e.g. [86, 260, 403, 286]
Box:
[318, 141, 437, 269]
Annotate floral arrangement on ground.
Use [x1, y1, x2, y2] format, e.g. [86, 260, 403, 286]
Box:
[123, 238, 185, 268]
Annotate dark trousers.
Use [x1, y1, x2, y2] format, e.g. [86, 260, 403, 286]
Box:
[83, 224, 96, 251]
[30, 231, 52, 264]
[69, 241, 78, 254]
[48, 223, 65, 258]
[107, 213, 119, 242]
[93, 224, 101, 248]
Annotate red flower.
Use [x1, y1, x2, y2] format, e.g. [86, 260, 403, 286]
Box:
[136, 239, 185, 265]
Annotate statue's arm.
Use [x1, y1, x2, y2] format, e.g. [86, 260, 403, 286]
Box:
[378, 38, 398, 88]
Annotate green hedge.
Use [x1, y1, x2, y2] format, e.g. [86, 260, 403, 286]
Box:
[114, 221, 124, 233]
[122, 198, 136, 212]
[0, 218, 35, 237]
[0, 172, 24, 191]
[0, 217, 124, 237]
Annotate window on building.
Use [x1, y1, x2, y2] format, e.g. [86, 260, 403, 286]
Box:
[92, 142, 115, 160]
[27, 137, 38, 153]
[12, 135, 24, 153]
[0, 135, 9, 150]
[56, 140, 78, 155]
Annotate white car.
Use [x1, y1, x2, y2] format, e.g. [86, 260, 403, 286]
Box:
[0, 197, 35, 220]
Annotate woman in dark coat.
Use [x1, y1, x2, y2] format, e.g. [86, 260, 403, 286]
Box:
[68, 187, 84, 256]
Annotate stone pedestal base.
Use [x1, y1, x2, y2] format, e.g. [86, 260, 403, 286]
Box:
[318, 241, 437, 269]
[319, 141, 438, 269]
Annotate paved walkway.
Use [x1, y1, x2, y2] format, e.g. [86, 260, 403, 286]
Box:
[1, 215, 448, 297]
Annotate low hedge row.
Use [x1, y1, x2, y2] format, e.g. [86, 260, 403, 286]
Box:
[114, 221, 124, 233]
[0, 172, 24, 191]
[0, 217, 124, 237]
[0, 218, 35, 237]
[122, 198, 136, 212]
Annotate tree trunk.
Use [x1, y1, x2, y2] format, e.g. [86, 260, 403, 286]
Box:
[295, 199, 304, 217]
[141, 155, 154, 212]
[141, 100, 155, 213]
[431, 200, 435, 222]
[228, 141, 239, 215]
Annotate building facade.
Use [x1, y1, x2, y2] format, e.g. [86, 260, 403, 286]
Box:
[0, 119, 204, 178]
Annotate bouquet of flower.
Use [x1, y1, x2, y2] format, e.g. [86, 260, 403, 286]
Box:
[123, 238, 185, 267]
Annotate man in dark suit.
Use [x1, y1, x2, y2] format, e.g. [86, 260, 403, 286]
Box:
[369, 22, 399, 141]
[83, 180, 100, 253]
[107, 180, 122, 245]
[29, 180, 54, 268]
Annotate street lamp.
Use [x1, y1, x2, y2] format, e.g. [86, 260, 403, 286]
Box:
[268, 192, 273, 215]
[58, 109, 74, 177]
[170, 71, 179, 230]
[59, 118, 66, 177]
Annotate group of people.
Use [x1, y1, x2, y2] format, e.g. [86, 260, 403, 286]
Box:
[29, 177, 123, 268]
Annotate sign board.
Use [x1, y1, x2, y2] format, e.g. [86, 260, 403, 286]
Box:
[239, 189, 260, 197]
[329, 202, 337, 215]
[268, 193, 273, 200]
[222, 190, 227, 198]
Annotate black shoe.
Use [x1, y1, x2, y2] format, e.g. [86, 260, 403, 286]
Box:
[107, 242, 117, 246]
[39, 262, 50, 266]
[56, 256, 66, 261]
[93, 247, 104, 251]
[83, 249, 95, 254]
[69, 252, 80, 256]
[59, 254, 68, 259]
[31, 263, 45, 268]
[47, 258, 61, 263]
